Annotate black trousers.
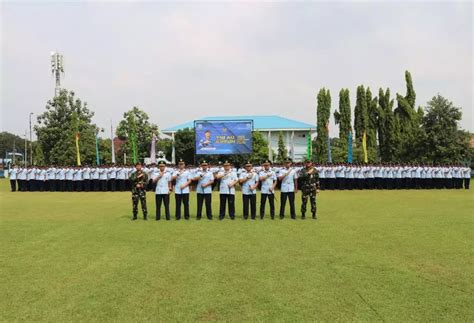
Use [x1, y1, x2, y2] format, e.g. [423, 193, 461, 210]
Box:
[74, 181, 83, 192]
[260, 193, 275, 218]
[219, 194, 235, 219]
[280, 192, 296, 218]
[175, 194, 190, 219]
[196, 193, 212, 219]
[92, 179, 99, 191]
[118, 179, 126, 191]
[464, 178, 470, 189]
[38, 180, 45, 192]
[242, 194, 256, 219]
[155, 194, 170, 220]
[83, 179, 91, 192]
[58, 180, 65, 192]
[66, 180, 73, 192]
[101, 180, 108, 192]
[10, 180, 17, 192]
[109, 179, 116, 192]
[48, 180, 56, 192]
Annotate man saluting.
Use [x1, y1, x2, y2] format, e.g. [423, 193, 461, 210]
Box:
[129, 162, 148, 221]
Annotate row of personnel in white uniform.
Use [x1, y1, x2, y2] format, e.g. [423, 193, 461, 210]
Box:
[8, 165, 471, 181]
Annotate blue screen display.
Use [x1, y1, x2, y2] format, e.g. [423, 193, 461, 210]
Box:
[195, 120, 253, 155]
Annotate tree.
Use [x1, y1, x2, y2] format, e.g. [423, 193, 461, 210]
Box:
[354, 85, 368, 143]
[251, 131, 269, 162]
[333, 88, 351, 151]
[0, 132, 26, 163]
[35, 89, 97, 165]
[276, 131, 288, 162]
[315, 88, 331, 163]
[418, 94, 471, 163]
[116, 107, 158, 161]
[394, 70, 421, 161]
[174, 128, 195, 165]
[377, 88, 397, 162]
[366, 87, 378, 149]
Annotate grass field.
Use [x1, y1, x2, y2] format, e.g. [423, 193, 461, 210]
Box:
[1, 179, 473, 321]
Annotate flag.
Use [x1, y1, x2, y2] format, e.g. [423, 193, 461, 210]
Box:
[347, 131, 353, 163]
[150, 132, 157, 164]
[268, 131, 273, 161]
[290, 131, 295, 160]
[75, 132, 81, 166]
[307, 130, 312, 160]
[362, 130, 368, 163]
[326, 122, 332, 163]
[111, 121, 116, 164]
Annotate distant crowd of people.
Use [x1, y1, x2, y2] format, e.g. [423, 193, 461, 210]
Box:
[6, 162, 471, 192]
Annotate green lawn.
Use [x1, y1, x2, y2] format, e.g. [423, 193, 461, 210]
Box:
[1, 179, 473, 321]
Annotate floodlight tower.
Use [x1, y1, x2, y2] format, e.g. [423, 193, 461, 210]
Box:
[50, 51, 64, 97]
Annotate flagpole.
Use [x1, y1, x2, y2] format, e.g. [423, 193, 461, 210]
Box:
[111, 120, 116, 164]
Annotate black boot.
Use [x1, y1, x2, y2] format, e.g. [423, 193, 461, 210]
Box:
[312, 213, 317, 220]
[132, 215, 138, 221]
[301, 213, 306, 220]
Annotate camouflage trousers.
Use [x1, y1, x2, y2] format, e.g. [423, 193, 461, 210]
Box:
[301, 190, 317, 217]
[132, 190, 148, 218]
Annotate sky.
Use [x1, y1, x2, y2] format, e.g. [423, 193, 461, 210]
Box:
[1, 1, 472, 140]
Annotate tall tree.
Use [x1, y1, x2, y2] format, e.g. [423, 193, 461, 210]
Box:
[35, 89, 97, 165]
[366, 87, 378, 149]
[354, 85, 368, 143]
[315, 88, 331, 162]
[377, 88, 397, 162]
[394, 70, 420, 160]
[116, 107, 158, 161]
[276, 131, 288, 162]
[333, 88, 351, 149]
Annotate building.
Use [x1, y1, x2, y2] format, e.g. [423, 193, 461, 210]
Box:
[161, 115, 316, 162]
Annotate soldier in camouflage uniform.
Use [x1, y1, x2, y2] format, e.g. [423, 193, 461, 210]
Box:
[298, 158, 320, 219]
[129, 162, 149, 220]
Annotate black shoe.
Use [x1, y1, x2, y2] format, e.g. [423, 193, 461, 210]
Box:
[132, 217, 137, 221]
[219, 217, 224, 220]
[271, 216, 275, 220]
[280, 216, 284, 220]
[301, 216, 306, 220]
[291, 217, 296, 220]
[207, 217, 213, 220]
[166, 218, 170, 221]
[156, 217, 160, 221]
[230, 217, 235, 220]
[176, 217, 181, 221]
[196, 217, 201, 220]
[185, 217, 190, 220]
[144, 217, 148, 221]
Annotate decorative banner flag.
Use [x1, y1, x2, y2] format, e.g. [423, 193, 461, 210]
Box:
[306, 130, 312, 160]
[326, 122, 332, 163]
[95, 133, 100, 165]
[150, 132, 157, 164]
[347, 131, 353, 163]
[268, 131, 273, 162]
[290, 131, 295, 161]
[75, 132, 81, 166]
[111, 121, 116, 164]
[362, 130, 368, 163]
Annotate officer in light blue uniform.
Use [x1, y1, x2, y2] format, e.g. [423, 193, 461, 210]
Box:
[215, 160, 238, 220]
[152, 161, 172, 220]
[239, 161, 259, 220]
[259, 160, 277, 219]
[173, 159, 193, 220]
[278, 159, 298, 219]
[9, 165, 18, 192]
[193, 160, 214, 220]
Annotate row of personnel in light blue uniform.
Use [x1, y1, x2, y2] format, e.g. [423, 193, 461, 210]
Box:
[145, 159, 298, 220]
